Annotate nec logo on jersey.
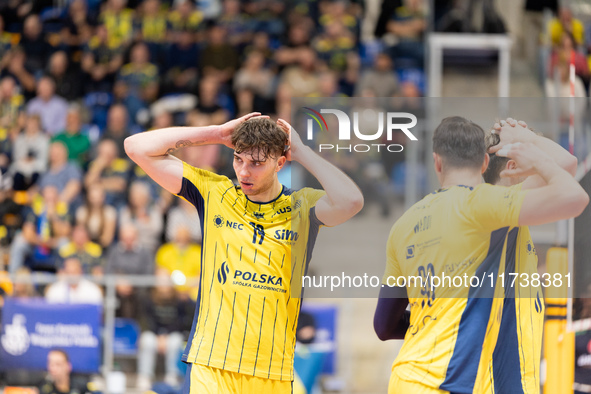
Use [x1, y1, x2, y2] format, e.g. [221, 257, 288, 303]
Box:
[217, 262, 230, 284]
[214, 215, 244, 230]
[275, 229, 299, 241]
[406, 245, 415, 259]
[213, 215, 224, 228]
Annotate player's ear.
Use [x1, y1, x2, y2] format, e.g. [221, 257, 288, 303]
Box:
[506, 159, 517, 171]
[433, 152, 442, 174]
[481, 153, 490, 174]
[276, 155, 286, 172]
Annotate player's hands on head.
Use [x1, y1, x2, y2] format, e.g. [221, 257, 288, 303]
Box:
[497, 141, 552, 178]
[489, 117, 535, 155]
[219, 112, 268, 148]
[277, 118, 304, 161]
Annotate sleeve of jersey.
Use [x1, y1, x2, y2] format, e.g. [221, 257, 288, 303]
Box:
[465, 183, 527, 231]
[299, 188, 328, 227]
[176, 161, 227, 213]
[381, 224, 403, 285]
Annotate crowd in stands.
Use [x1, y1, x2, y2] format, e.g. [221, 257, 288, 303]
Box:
[0, 0, 428, 387]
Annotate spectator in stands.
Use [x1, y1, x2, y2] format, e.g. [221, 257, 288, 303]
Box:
[545, 56, 587, 98]
[218, 0, 251, 47]
[549, 31, 589, 85]
[47, 51, 84, 102]
[45, 257, 103, 304]
[234, 50, 275, 115]
[313, 70, 345, 98]
[37, 142, 83, 206]
[162, 28, 200, 95]
[167, 0, 206, 36]
[135, 0, 168, 62]
[52, 105, 91, 169]
[243, 31, 274, 65]
[137, 269, 192, 390]
[26, 76, 69, 135]
[319, 0, 359, 36]
[275, 22, 313, 69]
[194, 76, 228, 125]
[85, 139, 130, 208]
[105, 224, 154, 276]
[119, 181, 163, 253]
[5, 46, 37, 98]
[355, 52, 398, 97]
[277, 46, 319, 118]
[313, 20, 356, 72]
[165, 198, 201, 243]
[20, 15, 52, 72]
[38, 349, 96, 394]
[60, 0, 94, 51]
[81, 24, 124, 93]
[0, 15, 14, 64]
[57, 226, 103, 276]
[11, 267, 39, 298]
[200, 24, 240, 85]
[10, 114, 49, 191]
[156, 224, 201, 299]
[0, 75, 25, 138]
[105, 223, 154, 318]
[101, 104, 130, 158]
[119, 42, 159, 103]
[99, 0, 135, 49]
[9, 185, 71, 274]
[549, 6, 584, 47]
[0, 76, 25, 171]
[243, 0, 285, 39]
[75, 183, 117, 248]
[386, 0, 426, 68]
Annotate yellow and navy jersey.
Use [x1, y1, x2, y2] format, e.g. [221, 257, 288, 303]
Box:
[177, 162, 326, 381]
[477, 225, 544, 394]
[383, 183, 527, 393]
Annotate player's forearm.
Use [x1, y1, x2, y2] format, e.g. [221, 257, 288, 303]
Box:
[295, 146, 363, 213]
[124, 125, 222, 159]
[531, 135, 577, 175]
[530, 162, 588, 221]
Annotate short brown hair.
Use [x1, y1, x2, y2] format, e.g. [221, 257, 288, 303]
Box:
[482, 131, 509, 184]
[231, 118, 288, 160]
[432, 116, 486, 169]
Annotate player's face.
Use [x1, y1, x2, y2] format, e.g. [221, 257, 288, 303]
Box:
[233, 150, 283, 198]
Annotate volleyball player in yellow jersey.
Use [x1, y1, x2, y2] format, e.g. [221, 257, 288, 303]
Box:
[125, 113, 363, 393]
[473, 118, 578, 394]
[374, 116, 588, 394]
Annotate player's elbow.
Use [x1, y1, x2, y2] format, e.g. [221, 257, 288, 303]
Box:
[124, 135, 139, 160]
[345, 192, 364, 216]
[373, 316, 390, 341]
[570, 189, 590, 217]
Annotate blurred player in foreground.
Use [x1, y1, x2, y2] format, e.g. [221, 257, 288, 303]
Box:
[125, 113, 363, 393]
[476, 118, 577, 394]
[374, 116, 588, 394]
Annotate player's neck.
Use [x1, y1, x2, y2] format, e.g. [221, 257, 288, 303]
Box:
[54, 376, 70, 392]
[439, 169, 483, 189]
[247, 180, 283, 203]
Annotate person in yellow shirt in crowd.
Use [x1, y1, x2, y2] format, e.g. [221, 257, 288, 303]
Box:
[156, 225, 201, 301]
